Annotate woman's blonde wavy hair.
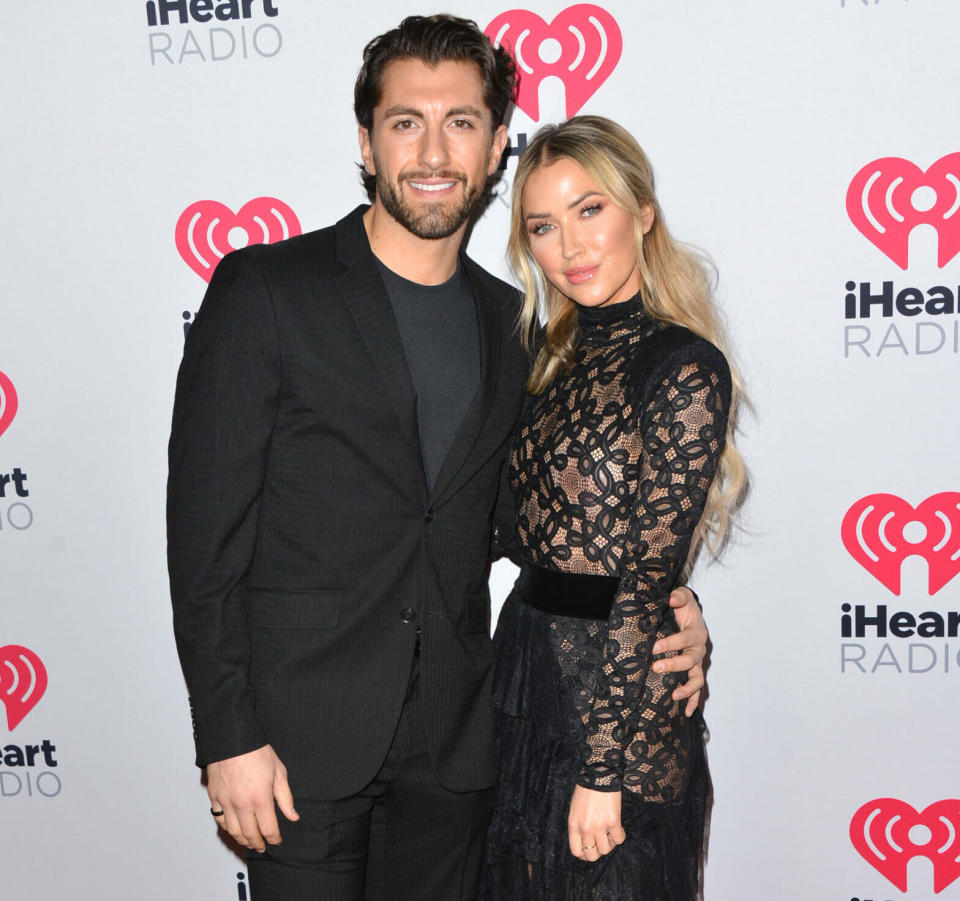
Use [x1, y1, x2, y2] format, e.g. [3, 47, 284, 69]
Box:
[509, 115, 747, 556]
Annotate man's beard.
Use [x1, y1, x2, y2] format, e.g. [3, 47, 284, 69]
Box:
[375, 169, 484, 240]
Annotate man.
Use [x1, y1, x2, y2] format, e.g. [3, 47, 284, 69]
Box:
[167, 14, 709, 900]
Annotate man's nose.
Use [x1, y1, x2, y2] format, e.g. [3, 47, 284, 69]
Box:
[418, 125, 450, 171]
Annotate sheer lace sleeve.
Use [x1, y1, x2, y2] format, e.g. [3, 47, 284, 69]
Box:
[491, 456, 521, 561]
[576, 346, 730, 791]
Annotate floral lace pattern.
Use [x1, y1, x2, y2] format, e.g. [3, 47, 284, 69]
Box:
[507, 295, 731, 795]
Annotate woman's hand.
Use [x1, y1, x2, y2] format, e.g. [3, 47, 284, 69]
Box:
[567, 784, 626, 861]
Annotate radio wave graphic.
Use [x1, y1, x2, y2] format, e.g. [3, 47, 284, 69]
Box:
[0, 370, 18, 439]
[851, 798, 960, 893]
[0, 645, 48, 731]
[486, 5, 622, 121]
[175, 197, 302, 283]
[841, 493, 960, 595]
[846, 152, 960, 269]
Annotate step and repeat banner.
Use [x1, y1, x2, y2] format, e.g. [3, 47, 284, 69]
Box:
[2, 1, 958, 898]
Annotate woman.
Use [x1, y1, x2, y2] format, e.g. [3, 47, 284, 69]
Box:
[482, 117, 746, 900]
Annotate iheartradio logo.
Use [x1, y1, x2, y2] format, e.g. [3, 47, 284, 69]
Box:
[841, 493, 960, 595]
[851, 798, 960, 893]
[175, 197, 301, 282]
[0, 645, 47, 731]
[0, 370, 17, 439]
[485, 5, 622, 121]
[847, 153, 960, 270]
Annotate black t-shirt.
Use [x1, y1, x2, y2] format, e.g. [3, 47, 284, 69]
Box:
[376, 259, 481, 489]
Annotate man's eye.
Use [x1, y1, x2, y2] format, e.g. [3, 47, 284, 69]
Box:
[394, 119, 416, 130]
[451, 119, 473, 129]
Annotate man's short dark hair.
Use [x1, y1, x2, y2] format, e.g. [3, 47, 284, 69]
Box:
[354, 14, 516, 201]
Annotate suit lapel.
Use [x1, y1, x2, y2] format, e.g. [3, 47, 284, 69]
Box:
[333, 209, 421, 451]
[430, 256, 502, 506]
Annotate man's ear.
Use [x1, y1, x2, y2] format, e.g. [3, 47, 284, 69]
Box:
[358, 126, 375, 175]
[487, 124, 509, 176]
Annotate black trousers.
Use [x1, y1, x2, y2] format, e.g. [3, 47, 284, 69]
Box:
[247, 658, 493, 901]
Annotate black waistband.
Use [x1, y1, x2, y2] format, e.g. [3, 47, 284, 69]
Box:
[518, 563, 619, 620]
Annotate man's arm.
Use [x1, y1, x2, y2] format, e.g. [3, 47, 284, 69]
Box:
[167, 250, 296, 848]
[654, 587, 707, 716]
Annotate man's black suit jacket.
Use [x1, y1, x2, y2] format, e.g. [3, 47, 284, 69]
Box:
[167, 205, 529, 799]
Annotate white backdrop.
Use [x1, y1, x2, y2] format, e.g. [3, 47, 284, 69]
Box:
[2, 1, 959, 898]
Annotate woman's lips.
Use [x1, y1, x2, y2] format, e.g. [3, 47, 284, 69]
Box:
[564, 265, 599, 285]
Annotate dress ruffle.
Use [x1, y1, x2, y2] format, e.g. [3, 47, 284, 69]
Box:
[481, 592, 708, 901]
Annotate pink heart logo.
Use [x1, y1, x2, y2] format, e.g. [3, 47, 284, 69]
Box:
[175, 197, 302, 282]
[841, 493, 960, 595]
[0, 371, 17, 439]
[851, 798, 960, 893]
[486, 5, 623, 121]
[0, 645, 48, 731]
[846, 152, 960, 269]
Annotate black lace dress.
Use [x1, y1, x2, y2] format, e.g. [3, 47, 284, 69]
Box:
[482, 294, 731, 901]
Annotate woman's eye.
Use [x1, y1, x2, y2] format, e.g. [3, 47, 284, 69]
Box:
[529, 222, 553, 236]
[581, 204, 602, 218]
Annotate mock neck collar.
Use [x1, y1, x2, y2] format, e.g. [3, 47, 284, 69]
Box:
[577, 291, 647, 333]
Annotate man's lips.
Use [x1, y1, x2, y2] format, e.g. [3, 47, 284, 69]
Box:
[404, 176, 462, 194]
[564, 265, 599, 285]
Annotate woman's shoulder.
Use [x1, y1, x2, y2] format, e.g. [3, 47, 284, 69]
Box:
[622, 322, 733, 415]
[639, 322, 730, 379]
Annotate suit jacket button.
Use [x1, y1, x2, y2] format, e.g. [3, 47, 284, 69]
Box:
[424, 508, 434, 523]
[400, 608, 416, 624]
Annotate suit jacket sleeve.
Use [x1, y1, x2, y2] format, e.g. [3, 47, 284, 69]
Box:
[167, 249, 278, 767]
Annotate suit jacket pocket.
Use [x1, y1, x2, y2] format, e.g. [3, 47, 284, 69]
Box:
[246, 587, 343, 629]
